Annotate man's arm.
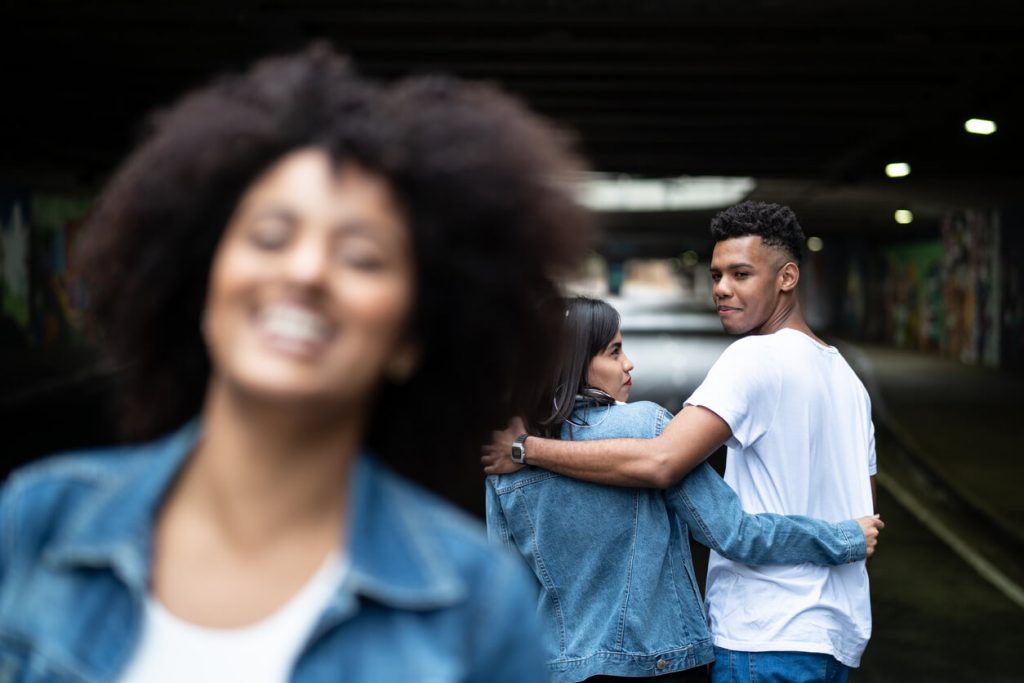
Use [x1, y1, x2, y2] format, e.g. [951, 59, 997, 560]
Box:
[667, 463, 883, 564]
[481, 405, 732, 488]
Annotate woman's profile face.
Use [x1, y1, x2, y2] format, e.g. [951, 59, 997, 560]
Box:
[202, 148, 417, 412]
[585, 329, 634, 403]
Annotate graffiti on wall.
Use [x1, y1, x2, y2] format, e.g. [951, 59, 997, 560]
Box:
[30, 195, 92, 346]
[0, 189, 92, 348]
[880, 240, 944, 353]
[1, 193, 31, 345]
[1000, 209, 1024, 370]
[858, 209, 1002, 367]
[941, 210, 1001, 366]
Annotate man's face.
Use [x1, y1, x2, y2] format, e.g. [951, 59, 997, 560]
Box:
[709, 235, 788, 336]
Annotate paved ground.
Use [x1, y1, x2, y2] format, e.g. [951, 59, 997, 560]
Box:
[842, 343, 1024, 546]
[850, 456, 1024, 682]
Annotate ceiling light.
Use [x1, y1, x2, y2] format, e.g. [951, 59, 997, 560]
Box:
[885, 162, 911, 178]
[807, 236, 824, 252]
[580, 175, 756, 212]
[894, 209, 914, 225]
[964, 118, 997, 135]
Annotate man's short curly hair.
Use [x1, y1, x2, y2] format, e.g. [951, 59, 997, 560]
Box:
[709, 200, 805, 264]
[78, 44, 591, 497]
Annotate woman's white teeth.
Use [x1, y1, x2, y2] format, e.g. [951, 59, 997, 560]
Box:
[260, 306, 332, 343]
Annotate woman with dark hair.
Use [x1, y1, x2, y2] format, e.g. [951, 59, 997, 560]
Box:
[543, 297, 633, 428]
[0, 45, 588, 681]
[486, 297, 877, 683]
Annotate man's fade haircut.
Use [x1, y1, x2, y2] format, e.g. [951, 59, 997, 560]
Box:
[710, 200, 805, 265]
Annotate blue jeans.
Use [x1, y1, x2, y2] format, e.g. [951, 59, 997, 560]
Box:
[711, 647, 849, 683]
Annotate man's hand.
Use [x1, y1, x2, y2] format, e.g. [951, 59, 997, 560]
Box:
[857, 514, 885, 558]
[481, 416, 527, 475]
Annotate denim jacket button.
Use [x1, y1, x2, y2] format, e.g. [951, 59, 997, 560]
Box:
[656, 659, 669, 670]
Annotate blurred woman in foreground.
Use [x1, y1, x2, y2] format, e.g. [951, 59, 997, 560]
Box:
[486, 297, 876, 682]
[0, 45, 588, 682]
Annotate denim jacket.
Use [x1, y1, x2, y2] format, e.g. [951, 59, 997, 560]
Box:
[0, 420, 547, 683]
[485, 401, 864, 683]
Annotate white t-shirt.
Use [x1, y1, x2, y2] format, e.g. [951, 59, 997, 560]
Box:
[119, 552, 348, 683]
[685, 328, 876, 668]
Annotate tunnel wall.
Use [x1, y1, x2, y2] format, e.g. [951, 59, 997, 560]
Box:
[1, 189, 92, 348]
[833, 207, 1022, 371]
[2, 188, 116, 478]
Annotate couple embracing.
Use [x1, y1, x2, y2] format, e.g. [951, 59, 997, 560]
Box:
[485, 201, 881, 683]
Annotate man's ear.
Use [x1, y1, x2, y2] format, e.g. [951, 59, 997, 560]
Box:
[778, 261, 800, 293]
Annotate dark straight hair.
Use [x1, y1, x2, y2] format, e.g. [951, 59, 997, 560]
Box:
[537, 296, 620, 436]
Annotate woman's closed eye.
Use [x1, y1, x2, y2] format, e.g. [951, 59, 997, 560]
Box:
[335, 245, 386, 270]
[247, 215, 294, 249]
[333, 232, 390, 271]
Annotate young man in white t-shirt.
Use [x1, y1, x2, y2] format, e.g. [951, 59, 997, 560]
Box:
[484, 201, 880, 682]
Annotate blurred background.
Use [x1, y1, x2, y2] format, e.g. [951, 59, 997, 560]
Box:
[1, 1, 1022, 680]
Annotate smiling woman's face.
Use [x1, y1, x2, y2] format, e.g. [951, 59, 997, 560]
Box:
[585, 329, 634, 402]
[201, 148, 417, 411]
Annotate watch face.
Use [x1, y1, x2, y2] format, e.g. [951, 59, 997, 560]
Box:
[512, 442, 525, 464]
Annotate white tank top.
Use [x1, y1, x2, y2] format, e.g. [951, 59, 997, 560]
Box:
[119, 552, 348, 683]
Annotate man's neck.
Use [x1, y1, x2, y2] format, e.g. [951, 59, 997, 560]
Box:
[753, 298, 825, 345]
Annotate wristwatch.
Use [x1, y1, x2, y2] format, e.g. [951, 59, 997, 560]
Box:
[511, 434, 529, 464]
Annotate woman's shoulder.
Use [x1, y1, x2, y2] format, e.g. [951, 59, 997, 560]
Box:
[4, 421, 195, 495]
[1, 428, 194, 563]
[565, 400, 673, 440]
[607, 400, 674, 424]
[618, 400, 673, 416]
[3, 441, 158, 512]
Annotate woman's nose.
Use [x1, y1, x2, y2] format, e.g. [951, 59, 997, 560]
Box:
[623, 353, 635, 373]
[284, 237, 331, 285]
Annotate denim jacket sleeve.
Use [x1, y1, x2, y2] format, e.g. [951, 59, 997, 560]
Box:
[665, 463, 866, 565]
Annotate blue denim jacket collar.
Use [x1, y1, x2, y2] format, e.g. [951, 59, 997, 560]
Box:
[41, 421, 199, 594]
[41, 419, 466, 618]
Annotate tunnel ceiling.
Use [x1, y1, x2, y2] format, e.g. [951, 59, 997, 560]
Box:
[3, 0, 1023, 252]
